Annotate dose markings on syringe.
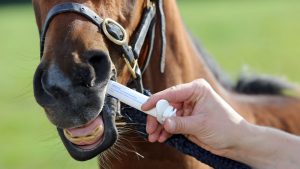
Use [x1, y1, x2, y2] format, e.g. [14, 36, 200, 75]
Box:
[109, 85, 145, 105]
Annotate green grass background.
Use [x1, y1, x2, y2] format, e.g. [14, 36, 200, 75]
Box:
[0, 1, 299, 169]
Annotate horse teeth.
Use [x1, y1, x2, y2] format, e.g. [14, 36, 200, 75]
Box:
[63, 125, 103, 143]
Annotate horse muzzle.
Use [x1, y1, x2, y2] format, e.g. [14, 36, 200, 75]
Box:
[33, 59, 120, 161]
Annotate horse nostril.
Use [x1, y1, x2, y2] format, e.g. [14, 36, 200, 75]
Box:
[73, 65, 96, 88]
[86, 50, 111, 84]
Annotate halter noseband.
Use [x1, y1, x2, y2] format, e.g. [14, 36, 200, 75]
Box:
[39, 0, 166, 93]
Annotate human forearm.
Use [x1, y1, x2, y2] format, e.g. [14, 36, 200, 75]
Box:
[226, 122, 300, 169]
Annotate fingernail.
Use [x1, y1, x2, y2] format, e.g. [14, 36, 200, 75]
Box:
[141, 104, 147, 111]
[148, 135, 156, 143]
[165, 118, 175, 132]
[141, 99, 150, 110]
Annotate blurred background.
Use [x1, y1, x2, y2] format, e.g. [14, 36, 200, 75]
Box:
[0, 0, 299, 169]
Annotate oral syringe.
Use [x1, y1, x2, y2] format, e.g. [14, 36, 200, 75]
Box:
[107, 80, 176, 124]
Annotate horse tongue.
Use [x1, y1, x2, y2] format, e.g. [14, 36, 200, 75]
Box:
[64, 117, 104, 146]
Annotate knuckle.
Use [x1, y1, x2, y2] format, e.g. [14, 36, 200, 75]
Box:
[169, 85, 179, 91]
[175, 118, 186, 133]
[196, 78, 211, 89]
[193, 79, 212, 96]
[148, 94, 161, 104]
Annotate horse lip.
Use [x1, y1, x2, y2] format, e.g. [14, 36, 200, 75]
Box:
[57, 96, 119, 161]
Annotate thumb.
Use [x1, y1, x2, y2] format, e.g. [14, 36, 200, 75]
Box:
[164, 116, 195, 135]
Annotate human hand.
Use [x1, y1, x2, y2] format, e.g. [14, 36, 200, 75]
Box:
[142, 79, 248, 156]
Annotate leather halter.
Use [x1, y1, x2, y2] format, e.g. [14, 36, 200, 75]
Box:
[39, 0, 166, 93]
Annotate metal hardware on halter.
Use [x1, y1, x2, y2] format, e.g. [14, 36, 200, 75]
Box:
[146, 0, 154, 8]
[123, 56, 138, 79]
[101, 18, 141, 80]
[102, 18, 128, 46]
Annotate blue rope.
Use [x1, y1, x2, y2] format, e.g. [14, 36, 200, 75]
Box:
[121, 92, 251, 169]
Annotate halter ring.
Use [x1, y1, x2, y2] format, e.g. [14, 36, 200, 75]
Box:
[102, 18, 128, 45]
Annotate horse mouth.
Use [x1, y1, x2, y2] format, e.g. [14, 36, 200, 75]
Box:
[33, 61, 119, 161]
[63, 116, 105, 150]
[57, 95, 119, 161]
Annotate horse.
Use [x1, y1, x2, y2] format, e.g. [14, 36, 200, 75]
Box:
[32, 0, 300, 168]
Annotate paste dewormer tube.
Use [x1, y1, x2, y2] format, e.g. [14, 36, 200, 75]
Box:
[107, 80, 176, 124]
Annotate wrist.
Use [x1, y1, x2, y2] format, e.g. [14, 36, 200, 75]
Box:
[225, 122, 300, 169]
[225, 122, 276, 168]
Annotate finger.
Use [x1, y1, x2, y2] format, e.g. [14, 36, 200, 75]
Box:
[142, 82, 196, 111]
[143, 79, 212, 111]
[158, 130, 171, 143]
[148, 125, 163, 142]
[164, 116, 198, 135]
[171, 103, 183, 110]
[182, 105, 194, 116]
[176, 109, 184, 116]
[146, 115, 159, 134]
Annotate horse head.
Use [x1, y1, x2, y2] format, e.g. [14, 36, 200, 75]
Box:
[32, 0, 151, 161]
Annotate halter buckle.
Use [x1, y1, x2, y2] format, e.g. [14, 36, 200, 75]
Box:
[123, 56, 138, 79]
[102, 18, 128, 45]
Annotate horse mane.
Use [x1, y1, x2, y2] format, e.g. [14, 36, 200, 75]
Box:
[191, 34, 293, 95]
